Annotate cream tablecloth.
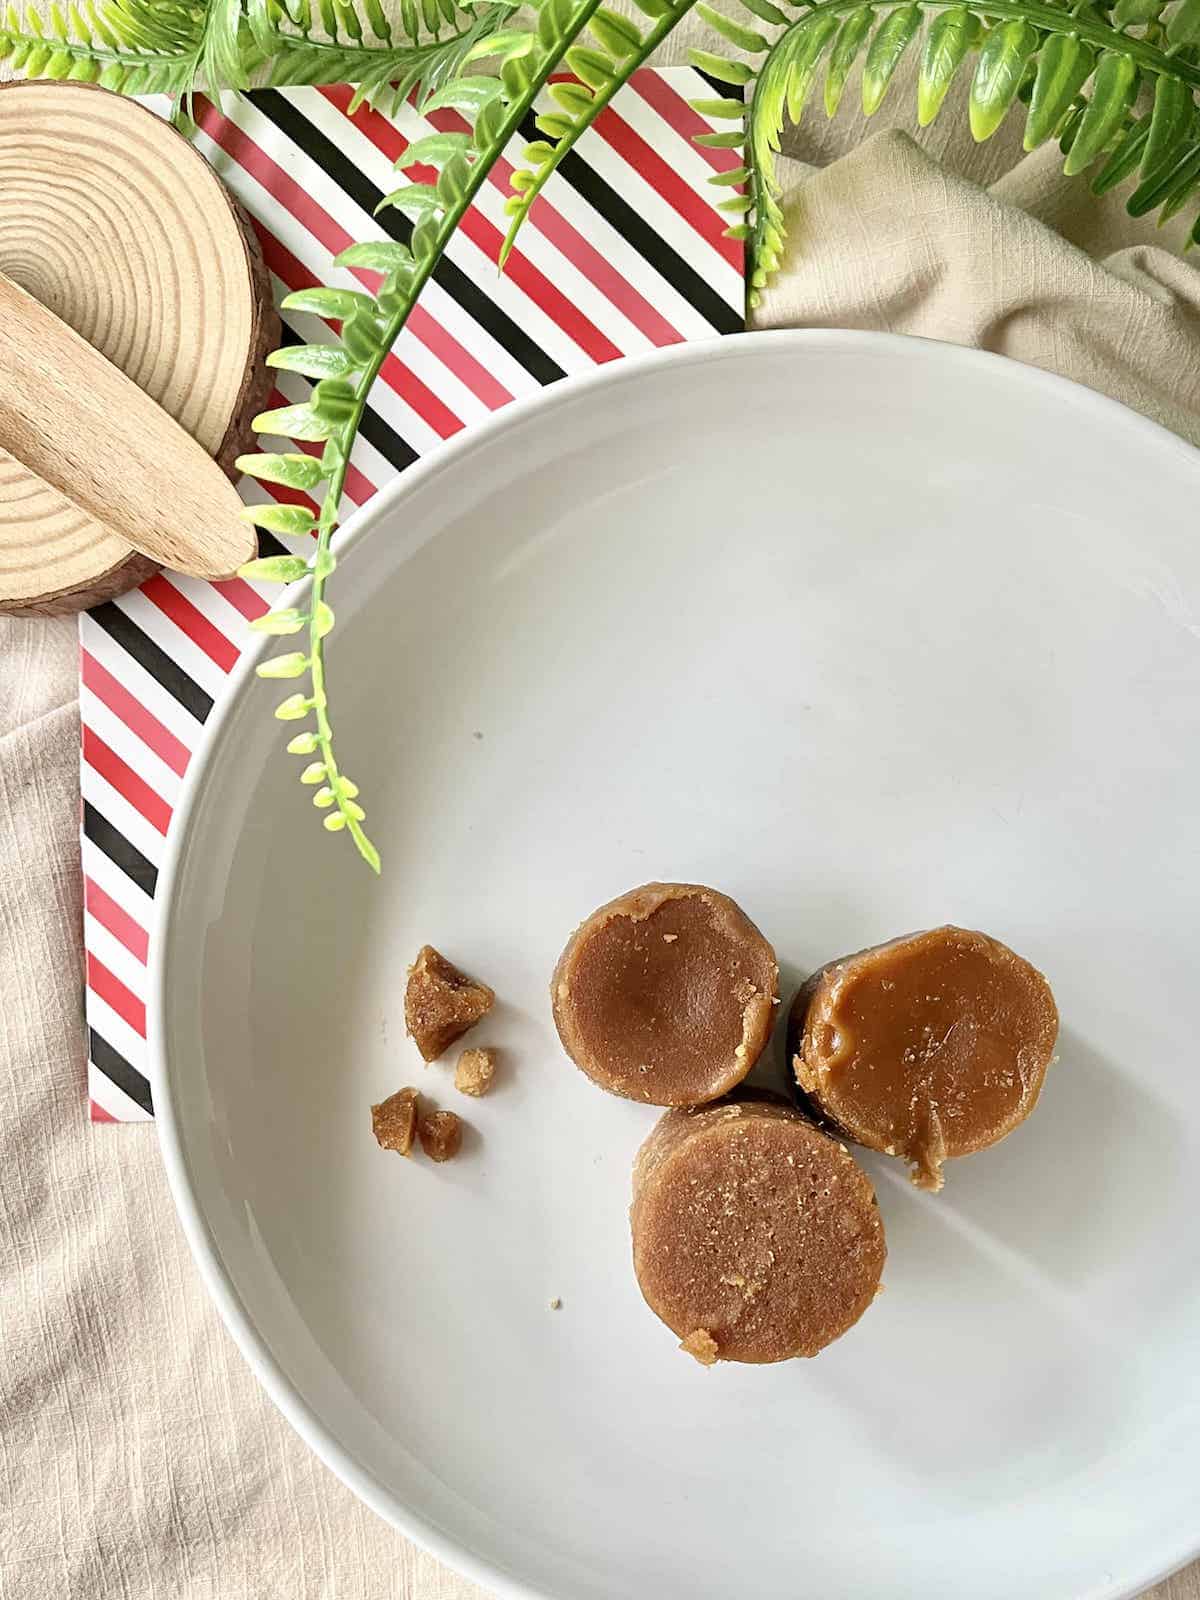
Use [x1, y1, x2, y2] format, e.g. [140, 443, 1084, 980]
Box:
[1, 32, 1198, 1599]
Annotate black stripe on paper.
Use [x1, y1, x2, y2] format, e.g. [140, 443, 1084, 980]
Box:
[255, 530, 290, 559]
[83, 802, 159, 899]
[89, 1027, 153, 1116]
[89, 602, 213, 724]
[275, 320, 419, 474]
[517, 111, 742, 337]
[355, 402, 419, 474]
[251, 89, 567, 388]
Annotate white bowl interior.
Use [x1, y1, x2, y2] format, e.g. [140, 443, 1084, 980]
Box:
[156, 333, 1200, 1600]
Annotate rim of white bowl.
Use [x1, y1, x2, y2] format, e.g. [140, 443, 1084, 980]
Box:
[149, 327, 1200, 1600]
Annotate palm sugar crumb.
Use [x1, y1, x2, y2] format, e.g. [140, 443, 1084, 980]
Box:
[371, 1087, 418, 1155]
[405, 945, 494, 1062]
[455, 1047, 496, 1097]
[419, 1108, 463, 1162]
[680, 1328, 720, 1366]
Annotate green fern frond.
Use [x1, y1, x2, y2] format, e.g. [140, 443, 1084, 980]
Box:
[494, 0, 706, 264]
[0, 0, 509, 111]
[743, 0, 1200, 304]
[261, 1, 509, 117]
[239, 0, 609, 872]
[0, 0, 223, 98]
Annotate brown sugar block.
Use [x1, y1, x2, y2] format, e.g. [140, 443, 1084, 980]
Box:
[630, 1097, 886, 1364]
[405, 945, 494, 1063]
[418, 1109, 463, 1162]
[789, 926, 1059, 1192]
[372, 1087, 418, 1155]
[552, 883, 779, 1107]
[455, 1047, 495, 1097]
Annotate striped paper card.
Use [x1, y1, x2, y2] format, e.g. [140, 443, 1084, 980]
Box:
[80, 67, 745, 1121]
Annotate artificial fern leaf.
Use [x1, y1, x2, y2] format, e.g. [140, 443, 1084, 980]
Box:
[361, 0, 391, 40]
[969, 17, 1037, 140]
[1091, 111, 1150, 191]
[689, 92, 744, 115]
[1024, 33, 1095, 149]
[1158, 146, 1200, 218]
[1142, 73, 1194, 183]
[332, 310, 378, 363]
[463, 24, 532, 59]
[242, 503, 317, 535]
[1126, 131, 1200, 212]
[253, 401, 334, 440]
[268, 343, 355, 376]
[378, 180, 442, 215]
[780, 11, 834, 121]
[696, 0, 767, 52]
[738, 0, 787, 23]
[394, 131, 473, 167]
[1056, 97, 1085, 155]
[282, 285, 375, 317]
[688, 47, 753, 82]
[548, 77, 594, 111]
[825, 6, 873, 117]
[1158, 149, 1200, 216]
[334, 240, 416, 272]
[436, 148, 472, 200]
[423, 71, 504, 109]
[201, 0, 250, 96]
[236, 453, 326, 490]
[708, 162, 750, 183]
[497, 0, 702, 264]
[1063, 50, 1138, 173]
[244, 0, 276, 55]
[565, 42, 614, 85]
[589, 6, 640, 54]
[861, 3, 920, 116]
[1113, 0, 1163, 23]
[917, 7, 980, 127]
[1167, 0, 1200, 47]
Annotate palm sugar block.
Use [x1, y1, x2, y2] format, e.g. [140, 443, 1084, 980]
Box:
[630, 1097, 886, 1364]
[788, 925, 1058, 1191]
[418, 1109, 463, 1163]
[405, 945, 494, 1063]
[552, 883, 779, 1107]
[371, 1087, 418, 1155]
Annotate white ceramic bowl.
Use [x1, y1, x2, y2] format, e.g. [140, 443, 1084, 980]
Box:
[152, 331, 1200, 1600]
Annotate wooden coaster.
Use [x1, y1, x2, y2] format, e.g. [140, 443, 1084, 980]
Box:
[0, 82, 279, 616]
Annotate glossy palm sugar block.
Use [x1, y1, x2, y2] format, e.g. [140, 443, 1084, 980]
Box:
[789, 926, 1058, 1191]
[552, 882, 778, 1107]
[631, 1096, 886, 1364]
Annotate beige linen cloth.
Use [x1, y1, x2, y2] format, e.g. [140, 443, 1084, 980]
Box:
[2, 37, 1199, 1599]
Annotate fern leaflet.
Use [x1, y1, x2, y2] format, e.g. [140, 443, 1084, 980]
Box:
[240, 0, 608, 871]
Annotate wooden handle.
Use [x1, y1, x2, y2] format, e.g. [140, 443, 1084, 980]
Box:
[0, 270, 254, 578]
[0, 82, 278, 616]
